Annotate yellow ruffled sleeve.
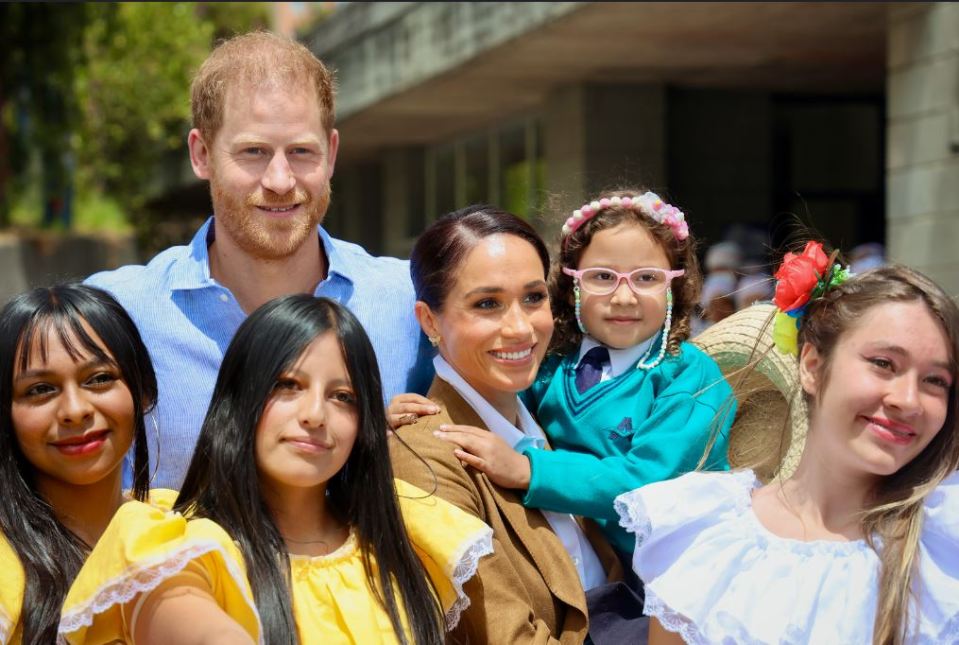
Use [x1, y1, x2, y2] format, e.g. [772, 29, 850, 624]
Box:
[393, 479, 493, 629]
[0, 533, 24, 644]
[59, 495, 261, 644]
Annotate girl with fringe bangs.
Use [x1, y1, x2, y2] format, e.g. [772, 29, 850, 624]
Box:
[0, 284, 157, 644]
[60, 295, 491, 644]
[617, 254, 959, 645]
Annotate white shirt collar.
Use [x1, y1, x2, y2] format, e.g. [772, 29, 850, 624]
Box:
[577, 333, 657, 378]
[431, 355, 606, 590]
[432, 355, 547, 451]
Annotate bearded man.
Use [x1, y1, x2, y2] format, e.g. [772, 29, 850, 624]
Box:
[87, 32, 432, 488]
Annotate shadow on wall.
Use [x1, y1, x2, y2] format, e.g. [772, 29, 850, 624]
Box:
[0, 233, 138, 305]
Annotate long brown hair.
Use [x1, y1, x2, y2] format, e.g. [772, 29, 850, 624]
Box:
[798, 265, 959, 645]
[548, 188, 701, 356]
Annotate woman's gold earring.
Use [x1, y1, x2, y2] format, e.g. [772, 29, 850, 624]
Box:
[429, 336, 441, 347]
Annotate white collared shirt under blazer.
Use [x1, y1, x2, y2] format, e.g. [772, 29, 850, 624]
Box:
[433, 355, 607, 591]
[615, 469, 959, 644]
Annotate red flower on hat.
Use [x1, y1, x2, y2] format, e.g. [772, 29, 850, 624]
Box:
[773, 241, 831, 312]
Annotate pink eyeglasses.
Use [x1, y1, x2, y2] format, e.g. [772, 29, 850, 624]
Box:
[562, 267, 685, 296]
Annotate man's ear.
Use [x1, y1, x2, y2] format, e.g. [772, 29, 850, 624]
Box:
[414, 301, 440, 344]
[798, 342, 822, 398]
[326, 128, 339, 180]
[188, 128, 212, 180]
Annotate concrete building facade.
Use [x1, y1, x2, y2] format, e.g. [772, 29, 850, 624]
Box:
[887, 3, 959, 294]
[307, 2, 958, 293]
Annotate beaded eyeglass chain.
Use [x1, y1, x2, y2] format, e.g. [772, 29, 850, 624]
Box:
[573, 284, 673, 370]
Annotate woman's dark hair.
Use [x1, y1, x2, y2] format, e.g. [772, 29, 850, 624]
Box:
[549, 188, 702, 356]
[0, 284, 156, 644]
[410, 204, 551, 311]
[175, 295, 443, 645]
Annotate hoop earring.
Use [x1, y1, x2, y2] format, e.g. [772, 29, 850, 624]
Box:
[573, 283, 587, 334]
[637, 287, 672, 370]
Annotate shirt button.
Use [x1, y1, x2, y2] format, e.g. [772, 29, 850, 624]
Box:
[219, 293, 229, 303]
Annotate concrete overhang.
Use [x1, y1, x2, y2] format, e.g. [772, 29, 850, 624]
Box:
[307, 2, 892, 163]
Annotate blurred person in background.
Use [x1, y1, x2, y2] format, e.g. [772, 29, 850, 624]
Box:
[733, 272, 775, 310]
[692, 241, 742, 336]
[850, 242, 886, 274]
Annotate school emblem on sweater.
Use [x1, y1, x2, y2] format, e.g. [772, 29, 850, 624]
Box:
[608, 417, 633, 441]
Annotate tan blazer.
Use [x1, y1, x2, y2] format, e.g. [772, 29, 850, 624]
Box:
[389, 378, 622, 645]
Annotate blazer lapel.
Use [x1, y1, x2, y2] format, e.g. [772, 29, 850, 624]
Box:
[428, 380, 589, 616]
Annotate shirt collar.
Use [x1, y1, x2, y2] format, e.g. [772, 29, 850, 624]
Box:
[169, 217, 355, 291]
[577, 333, 657, 378]
[317, 225, 355, 285]
[168, 217, 216, 291]
[432, 355, 547, 452]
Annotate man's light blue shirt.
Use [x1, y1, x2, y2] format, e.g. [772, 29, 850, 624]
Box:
[86, 218, 433, 489]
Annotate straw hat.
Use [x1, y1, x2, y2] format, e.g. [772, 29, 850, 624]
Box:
[691, 303, 808, 482]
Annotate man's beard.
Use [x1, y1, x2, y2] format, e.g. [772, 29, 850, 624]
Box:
[210, 176, 330, 261]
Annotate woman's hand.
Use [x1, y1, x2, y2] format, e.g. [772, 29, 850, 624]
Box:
[434, 424, 531, 490]
[387, 393, 440, 430]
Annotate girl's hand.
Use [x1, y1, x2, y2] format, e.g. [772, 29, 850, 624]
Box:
[434, 424, 531, 490]
[387, 393, 440, 430]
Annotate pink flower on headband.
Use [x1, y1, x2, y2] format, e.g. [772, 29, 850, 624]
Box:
[561, 192, 690, 244]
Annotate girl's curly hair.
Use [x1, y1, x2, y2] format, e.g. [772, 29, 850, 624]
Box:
[548, 188, 702, 356]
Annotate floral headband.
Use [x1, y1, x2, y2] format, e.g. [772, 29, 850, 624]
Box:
[561, 192, 690, 249]
[772, 241, 852, 356]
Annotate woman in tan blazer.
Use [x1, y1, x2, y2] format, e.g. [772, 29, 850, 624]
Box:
[389, 205, 621, 645]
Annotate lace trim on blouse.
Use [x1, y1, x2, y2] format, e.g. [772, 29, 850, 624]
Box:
[286, 524, 494, 632]
[57, 538, 264, 645]
[643, 587, 811, 645]
[0, 608, 11, 645]
[444, 524, 494, 630]
[288, 530, 358, 566]
[618, 469, 959, 644]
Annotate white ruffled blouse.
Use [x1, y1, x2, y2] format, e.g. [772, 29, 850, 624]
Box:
[615, 469, 959, 644]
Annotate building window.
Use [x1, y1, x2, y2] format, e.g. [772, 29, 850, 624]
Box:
[425, 117, 544, 221]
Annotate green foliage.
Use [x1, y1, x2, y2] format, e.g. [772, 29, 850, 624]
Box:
[196, 2, 271, 42]
[75, 3, 213, 208]
[0, 3, 89, 227]
[74, 192, 131, 234]
[2, 2, 271, 234]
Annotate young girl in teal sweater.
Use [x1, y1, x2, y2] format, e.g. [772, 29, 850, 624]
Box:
[393, 190, 735, 560]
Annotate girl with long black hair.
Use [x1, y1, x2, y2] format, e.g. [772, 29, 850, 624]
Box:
[0, 284, 157, 644]
[61, 295, 492, 644]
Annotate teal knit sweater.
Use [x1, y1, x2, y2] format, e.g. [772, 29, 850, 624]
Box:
[522, 341, 735, 553]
